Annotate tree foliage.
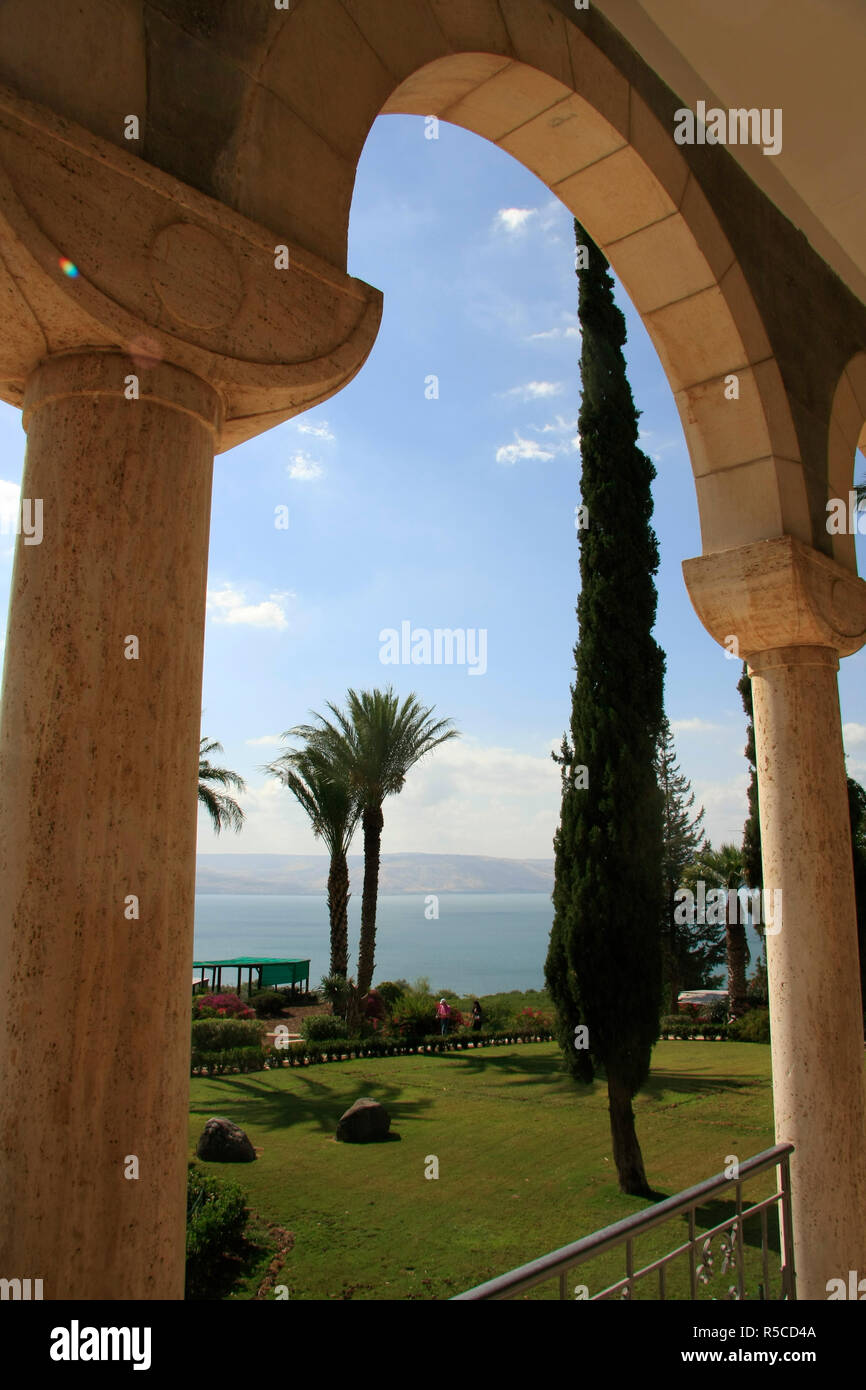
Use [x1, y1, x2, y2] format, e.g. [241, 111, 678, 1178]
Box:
[263, 743, 361, 978]
[656, 716, 724, 1010]
[290, 688, 458, 996]
[545, 220, 665, 1196]
[198, 737, 246, 835]
[683, 842, 749, 1018]
[737, 664, 763, 889]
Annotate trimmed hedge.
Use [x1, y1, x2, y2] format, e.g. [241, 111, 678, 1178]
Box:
[192, 1017, 266, 1051]
[263, 1030, 556, 1067]
[659, 1017, 729, 1040]
[191, 1046, 267, 1075]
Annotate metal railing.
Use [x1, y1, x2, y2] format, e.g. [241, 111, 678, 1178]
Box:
[454, 1142, 795, 1301]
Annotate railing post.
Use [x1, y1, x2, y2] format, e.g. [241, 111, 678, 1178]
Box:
[688, 1208, 698, 1299]
[779, 1151, 797, 1300]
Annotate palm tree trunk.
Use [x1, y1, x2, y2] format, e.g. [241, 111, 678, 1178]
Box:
[607, 1072, 651, 1196]
[327, 851, 350, 978]
[357, 804, 383, 996]
[727, 919, 749, 1019]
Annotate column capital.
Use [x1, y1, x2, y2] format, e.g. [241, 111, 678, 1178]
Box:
[682, 536, 866, 661]
[0, 82, 381, 452]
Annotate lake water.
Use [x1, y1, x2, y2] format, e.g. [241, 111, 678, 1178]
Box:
[194, 892, 764, 997]
[194, 892, 551, 995]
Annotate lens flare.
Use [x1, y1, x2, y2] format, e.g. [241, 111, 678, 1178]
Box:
[58, 257, 79, 278]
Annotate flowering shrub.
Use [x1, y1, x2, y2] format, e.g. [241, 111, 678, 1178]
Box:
[516, 1007, 553, 1031]
[193, 992, 255, 1021]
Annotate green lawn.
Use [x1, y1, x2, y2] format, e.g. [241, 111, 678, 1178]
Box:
[188, 1041, 779, 1300]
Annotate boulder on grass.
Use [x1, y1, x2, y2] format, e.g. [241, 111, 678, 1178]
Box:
[336, 1097, 391, 1143]
[196, 1116, 256, 1163]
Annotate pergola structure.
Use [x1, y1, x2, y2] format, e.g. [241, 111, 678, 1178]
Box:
[0, 0, 865, 1301]
[193, 957, 311, 997]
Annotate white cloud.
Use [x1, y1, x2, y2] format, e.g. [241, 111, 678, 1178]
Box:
[534, 414, 574, 433]
[497, 417, 579, 462]
[671, 718, 725, 734]
[216, 738, 562, 858]
[497, 207, 537, 233]
[245, 734, 284, 747]
[689, 772, 750, 849]
[288, 451, 324, 481]
[207, 584, 292, 630]
[843, 722, 866, 747]
[0, 478, 20, 520]
[638, 426, 683, 464]
[0, 479, 20, 558]
[296, 420, 335, 441]
[503, 381, 563, 402]
[495, 435, 557, 466]
[527, 324, 581, 342]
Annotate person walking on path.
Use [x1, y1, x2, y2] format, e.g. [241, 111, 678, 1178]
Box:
[436, 998, 452, 1036]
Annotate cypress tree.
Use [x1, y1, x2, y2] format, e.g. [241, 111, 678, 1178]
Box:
[545, 220, 665, 1197]
[656, 717, 724, 1012]
[737, 663, 763, 889]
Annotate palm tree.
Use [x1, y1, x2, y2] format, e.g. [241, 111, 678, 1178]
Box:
[198, 737, 246, 835]
[685, 843, 750, 1018]
[263, 744, 360, 978]
[290, 688, 459, 995]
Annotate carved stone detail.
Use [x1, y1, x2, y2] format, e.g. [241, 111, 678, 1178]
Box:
[683, 535, 866, 660]
[0, 81, 382, 451]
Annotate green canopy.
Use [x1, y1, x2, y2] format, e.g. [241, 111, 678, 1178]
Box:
[192, 956, 310, 994]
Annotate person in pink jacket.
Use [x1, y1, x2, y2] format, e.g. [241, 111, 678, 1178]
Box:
[436, 998, 452, 1036]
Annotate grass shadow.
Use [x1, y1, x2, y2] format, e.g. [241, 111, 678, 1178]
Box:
[190, 1068, 436, 1136]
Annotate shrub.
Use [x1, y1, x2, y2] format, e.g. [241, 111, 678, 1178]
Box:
[389, 991, 438, 1041]
[474, 1003, 507, 1033]
[698, 999, 729, 1025]
[727, 1008, 770, 1043]
[301, 1014, 348, 1042]
[375, 980, 407, 1009]
[193, 992, 255, 1021]
[191, 1017, 266, 1052]
[249, 990, 287, 1018]
[186, 1163, 249, 1298]
[434, 987, 460, 1001]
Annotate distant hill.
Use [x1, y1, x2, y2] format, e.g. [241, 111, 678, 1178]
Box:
[196, 853, 554, 895]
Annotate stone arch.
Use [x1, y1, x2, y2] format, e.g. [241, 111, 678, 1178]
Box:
[232, 1, 804, 559]
[827, 352, 866, 572]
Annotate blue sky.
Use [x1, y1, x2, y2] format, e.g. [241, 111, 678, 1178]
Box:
[1, 113, 865, 860]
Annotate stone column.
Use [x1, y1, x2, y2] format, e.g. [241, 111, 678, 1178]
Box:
[684, 537, 866, 1300]
[0, 351, 221, 1299]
